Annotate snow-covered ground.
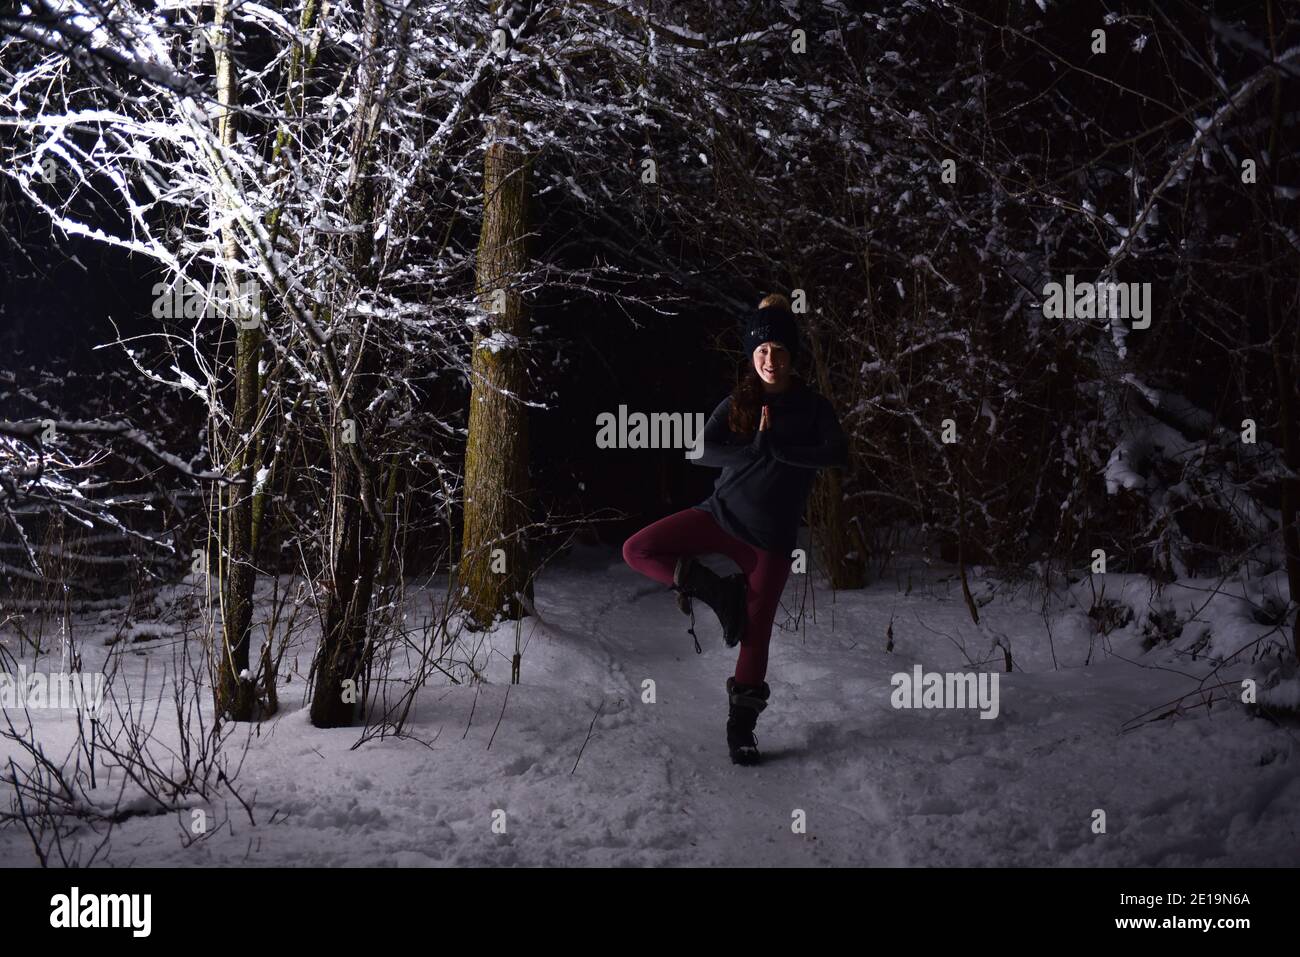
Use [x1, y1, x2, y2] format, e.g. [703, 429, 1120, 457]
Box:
[2, 544, 1298, 866]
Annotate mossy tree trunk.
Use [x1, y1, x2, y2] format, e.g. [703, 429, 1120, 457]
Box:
[806, 306, 866, 589]
[459, 98, 533, 629]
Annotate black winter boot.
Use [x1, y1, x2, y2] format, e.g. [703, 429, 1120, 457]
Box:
[725, 676, 771, 766]
[673, 557, 747, 652]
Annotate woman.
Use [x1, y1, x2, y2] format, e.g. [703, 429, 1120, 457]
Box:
[621, 293, 849, 766]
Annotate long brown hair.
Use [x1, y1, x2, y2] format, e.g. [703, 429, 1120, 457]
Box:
[728, 293, 801, 432]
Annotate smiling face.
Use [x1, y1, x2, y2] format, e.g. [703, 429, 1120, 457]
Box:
[752, 341, 791, 389]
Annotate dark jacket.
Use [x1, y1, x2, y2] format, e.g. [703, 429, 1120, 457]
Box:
[691, 381, 848, 554]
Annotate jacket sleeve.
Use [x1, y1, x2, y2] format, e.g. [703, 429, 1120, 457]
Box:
[691, 396, 766, 468]
[768, 396, 849, 469]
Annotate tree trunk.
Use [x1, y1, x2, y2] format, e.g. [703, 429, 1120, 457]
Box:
[459, 98, 533, 628]
[309, 0, 389, 727]
[311, 456, 379, 727]
[806, 308, 865, 589]
[212, 0, 259, 723]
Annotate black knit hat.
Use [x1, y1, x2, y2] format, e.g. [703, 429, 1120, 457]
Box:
[742, 305, 800, 361]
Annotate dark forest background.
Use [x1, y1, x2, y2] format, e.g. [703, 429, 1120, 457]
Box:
[2, 0, 1298, 725]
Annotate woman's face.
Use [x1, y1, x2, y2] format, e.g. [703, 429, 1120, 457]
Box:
[753, 341, 791, 386]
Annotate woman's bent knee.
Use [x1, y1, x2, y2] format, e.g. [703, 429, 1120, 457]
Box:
[621, 533, 645, 569]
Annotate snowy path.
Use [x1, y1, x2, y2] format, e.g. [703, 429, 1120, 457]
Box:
[545, 551, 907, 867]
[2, 545, 1298, 866]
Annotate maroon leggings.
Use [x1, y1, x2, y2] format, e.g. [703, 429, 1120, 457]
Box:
[621, 508, 792, 685]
